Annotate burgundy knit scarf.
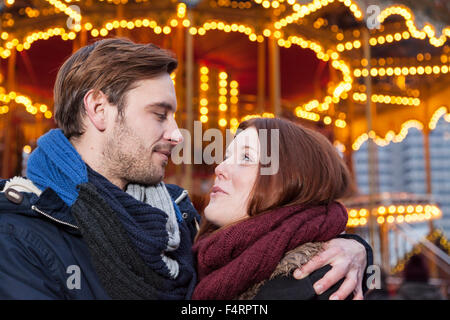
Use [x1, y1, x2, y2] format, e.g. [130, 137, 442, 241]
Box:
[192, 201, 348, 300]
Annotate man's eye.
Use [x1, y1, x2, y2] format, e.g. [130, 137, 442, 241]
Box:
[155, 113, 167, 121]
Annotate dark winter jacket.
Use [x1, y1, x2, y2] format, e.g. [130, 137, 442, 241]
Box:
[240, 242, 353, 300]
[0, 178, 200, 299]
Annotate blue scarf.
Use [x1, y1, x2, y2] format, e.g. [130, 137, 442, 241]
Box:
[27, 129, 196, 299]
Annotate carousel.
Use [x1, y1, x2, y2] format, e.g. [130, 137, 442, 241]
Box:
[1, 0, 449, 277]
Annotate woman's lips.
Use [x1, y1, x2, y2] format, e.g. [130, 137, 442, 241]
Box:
[211, 185, 228, 197]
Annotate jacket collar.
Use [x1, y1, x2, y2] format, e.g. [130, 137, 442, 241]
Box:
[1, 179, 193, 235]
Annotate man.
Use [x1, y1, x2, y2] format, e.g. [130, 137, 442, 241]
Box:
[0, 38, 371, 299]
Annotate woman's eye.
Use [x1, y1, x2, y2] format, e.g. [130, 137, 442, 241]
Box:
[243, 154, 251, 161]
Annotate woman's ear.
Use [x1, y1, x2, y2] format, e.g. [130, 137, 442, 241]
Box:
[83, 89, 108, 131]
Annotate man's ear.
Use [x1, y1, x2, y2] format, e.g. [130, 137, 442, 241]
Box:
[83, 89, 109, 131]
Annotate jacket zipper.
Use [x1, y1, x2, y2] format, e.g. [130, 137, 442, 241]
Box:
[174, 190, 188, 204]
[31, 205, 79, 230]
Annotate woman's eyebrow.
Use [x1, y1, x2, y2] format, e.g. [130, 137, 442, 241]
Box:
[243, 145, 257, 152]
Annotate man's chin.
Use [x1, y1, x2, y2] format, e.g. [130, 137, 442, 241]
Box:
[128, 170, 165, 186]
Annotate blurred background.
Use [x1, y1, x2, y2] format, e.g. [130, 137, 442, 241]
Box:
[0, 0, 449, 299]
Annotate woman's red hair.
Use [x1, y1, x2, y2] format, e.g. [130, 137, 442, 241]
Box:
[195, 117, 355, 240]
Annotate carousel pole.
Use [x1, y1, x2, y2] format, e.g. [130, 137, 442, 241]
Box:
[345, 96, 355, 177]
[173, 7, 185, 188]
[183, 13, 194, 194]
[2, 48, 16, 178]
[422, 86, 438, 278]
[268, 35, 281, 117]
[116, 3, 124, 37]
[362, 28, 386, 269]
[257, 40, 266, 114]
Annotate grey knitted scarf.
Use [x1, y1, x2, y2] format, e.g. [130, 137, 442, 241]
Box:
[126, 182, 181, 278]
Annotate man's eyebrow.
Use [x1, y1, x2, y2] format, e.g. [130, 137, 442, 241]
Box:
[145, 102, 176, 112]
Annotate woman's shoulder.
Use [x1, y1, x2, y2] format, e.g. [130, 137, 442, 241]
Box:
[247, 242, 352, 300]
[238, 242, 323, 300]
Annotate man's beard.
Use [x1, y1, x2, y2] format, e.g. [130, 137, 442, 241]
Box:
[102, 119, 167, 186]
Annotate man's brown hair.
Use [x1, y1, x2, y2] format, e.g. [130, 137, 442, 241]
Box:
[54, 38, 178, 138]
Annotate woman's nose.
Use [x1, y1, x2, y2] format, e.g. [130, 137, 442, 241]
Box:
[214, 159, 230, 179]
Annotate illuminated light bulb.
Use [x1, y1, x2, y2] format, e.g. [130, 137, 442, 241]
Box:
[23, 145, 32, 154]
[219, 96, 227, 104]
[200, 107, 208, 115]
[377, 216, 385, 224]
[200, 98, 208, 106]
[39, 105, 48, 113]
[218, 118, 227, 127]
[200, 66, 209, 75]
[200, 115, 208, 123]
[387, 216, 395, 224]
[182, 19, 190, 27]
[219, 72, 228, 80]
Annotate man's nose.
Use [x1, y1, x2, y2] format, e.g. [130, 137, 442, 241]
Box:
[164, 116, 184, 145]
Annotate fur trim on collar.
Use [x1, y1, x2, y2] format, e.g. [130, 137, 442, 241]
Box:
[238, 242, 324, 300]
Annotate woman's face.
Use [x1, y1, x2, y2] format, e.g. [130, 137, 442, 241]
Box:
[204, 127, 260, 227]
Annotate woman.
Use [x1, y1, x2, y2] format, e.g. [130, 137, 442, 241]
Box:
[192, 117, 354, 300]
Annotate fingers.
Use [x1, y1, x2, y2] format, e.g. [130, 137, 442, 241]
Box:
[329, 270, 360, 300]
[293, 245, 341, 280]
[312, 262, 348, 295]
[352, 285, 364, 300]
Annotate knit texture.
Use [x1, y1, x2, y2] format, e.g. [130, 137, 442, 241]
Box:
[25, 129, 197, 299]
[126, 182, 181, 278]
[192, 202, 348, 300]
[26, 129, 87, 206]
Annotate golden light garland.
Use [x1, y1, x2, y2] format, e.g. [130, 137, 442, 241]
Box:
[199, 65, 209, 124]
[1, 0, 448, 131]
[351, 106, 450, 151]
[229, 79, 239, 133]
[218, 71, 228, 128]
[392, 229, 450, 274]
[0, 86, 52, 119]
[352, 92, 421, 107]
[354, 64, 450, 78]
[346, 204, 442, 228]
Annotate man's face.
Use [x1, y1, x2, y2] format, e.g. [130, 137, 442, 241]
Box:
[102, 74, 183, 187]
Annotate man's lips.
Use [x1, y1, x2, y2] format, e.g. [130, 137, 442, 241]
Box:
[154, 149, 171, 161]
